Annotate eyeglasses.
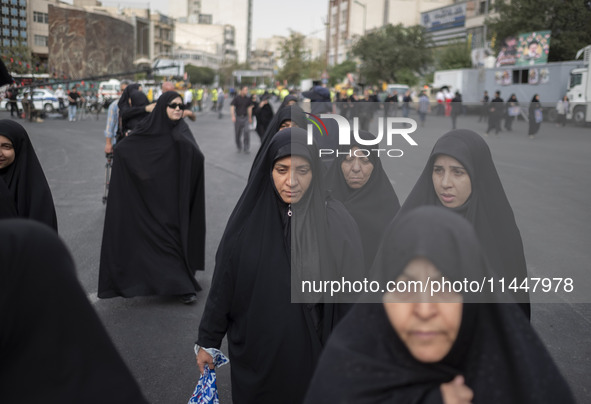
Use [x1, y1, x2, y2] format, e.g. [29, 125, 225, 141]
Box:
[167, 103, 186, 110]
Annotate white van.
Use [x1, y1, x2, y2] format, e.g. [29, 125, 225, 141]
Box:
[98, 79, 121, 101]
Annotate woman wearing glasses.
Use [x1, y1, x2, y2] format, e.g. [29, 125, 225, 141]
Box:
[99, 92, 206, 304]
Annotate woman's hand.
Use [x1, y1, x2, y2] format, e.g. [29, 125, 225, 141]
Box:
[196, 347, 215, 374]
[440, 375, 473, 404]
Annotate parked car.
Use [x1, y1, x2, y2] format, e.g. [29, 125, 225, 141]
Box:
[1, 89, 60, 112]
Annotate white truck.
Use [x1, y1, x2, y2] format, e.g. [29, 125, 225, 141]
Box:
[433, 48, 590, 122]
[566, 45, 591, 124]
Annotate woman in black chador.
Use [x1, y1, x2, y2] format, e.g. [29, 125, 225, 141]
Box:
[0, 119, 57, 230]
[528, 93, 543, 138]
[395, 129, 530, 318]
[324, 130, 400, 271]
[196, 128, 363, 404]
[0, 219, 148, 404]
[99, 91, 205, 304]
[304, 207, 575, 404]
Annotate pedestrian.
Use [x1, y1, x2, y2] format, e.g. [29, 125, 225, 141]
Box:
[417, 90, 430, 126]
[104, 95, 119, 155]
[505, 94, 519, 131]
[478, 90, 489, 122]
[279, 94, 298, 109]
[451, 90, 462, 129]
[230, 85, 254, 153]
[253, 93, 274, 138]
[395, 129, 530, 318]
[324, 130, 401, 270]
[528, 94, 543, 138]
[0, 219, 149, 404]
[0, 120, 57, 230]
[210, 87, 218, 111]
[556, 95, 569, 127]
[486, 90, 503, 135]
[196, 127, 364, 403]
[55, 84, 65, 110]
[303, 207, 574, 404]
[444, 88, 453, 116]
[184, 84, 193, 110]
[67, 86, 81, 122]
[384, 90, 399, 117]
[217, 87, 225, 119]
[99, 91, 206, 304]
[120, 86, 153, 136]
[401, 90, 412, 118]
[436, 89, 445, 115]
[6, 85, 20, 118]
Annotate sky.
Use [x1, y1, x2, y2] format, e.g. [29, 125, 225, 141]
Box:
[90, 0, 328, 42]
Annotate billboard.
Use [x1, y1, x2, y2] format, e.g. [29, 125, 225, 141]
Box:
[496, 31, 551, 67]
[515, 31, 552, 66]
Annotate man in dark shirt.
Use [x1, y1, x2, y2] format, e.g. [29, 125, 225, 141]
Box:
[68, 87, 82, 122]
[230, 86, 253, 153]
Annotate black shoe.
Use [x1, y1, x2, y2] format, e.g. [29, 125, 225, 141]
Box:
[179, 293, 197, 304]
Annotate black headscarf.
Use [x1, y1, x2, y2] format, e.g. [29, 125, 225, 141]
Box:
[304, 206, 575, 404]
[325, 130, 400, 270]
[117, 83, 140, 110]
[197, 128, 364, 403]
[248, 104, 307, 181]
[0, 119, 57, 230]
[0, 58, 14, 86]
[396, 129, 530, 317]
[99, 91, 205, 298]
[279, 94, 298, 109]
[0, 219, 148, 404]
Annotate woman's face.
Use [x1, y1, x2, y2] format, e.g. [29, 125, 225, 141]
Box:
[0, 135, 15, 169]
[272, 155, 313, 204]
[432, 155, 472, 208]
[341, 147, 374, 189]
[383, 257, 462, 363]
[166, 96, 184, 121]
[279, 119, 296, 130]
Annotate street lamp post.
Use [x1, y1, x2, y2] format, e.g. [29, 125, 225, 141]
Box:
[354, 0, 367, 35]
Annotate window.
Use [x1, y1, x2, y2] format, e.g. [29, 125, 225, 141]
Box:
[570, 73, 582, 88]
[2, 38, 9, 46]
[10, 8, 17, 16]
[19, 19, 25, 28]
[11, 17, 16, 26]
[11, 29, 17, 36]
[19, 30, 25, 38]
[2, 17, 7, 25]
[34, 12, 48, 23]
[2, 28, 9, 36]
[34, 35, 48, 47]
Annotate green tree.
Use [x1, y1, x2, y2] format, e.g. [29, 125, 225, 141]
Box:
[352, 24, 433, 86]
[185, 64, 216, 85]
[487, 0, 591, 61]
[328, 59, 357, 86]
[276, 31, 307, 85]
[435, 41, 472, 70]
[0, 42, 44, 75]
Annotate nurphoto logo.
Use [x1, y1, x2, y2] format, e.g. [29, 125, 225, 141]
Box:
[305, 113, 419, 158]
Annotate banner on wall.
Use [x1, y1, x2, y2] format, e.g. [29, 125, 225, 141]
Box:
[515, 31, 551, 66]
